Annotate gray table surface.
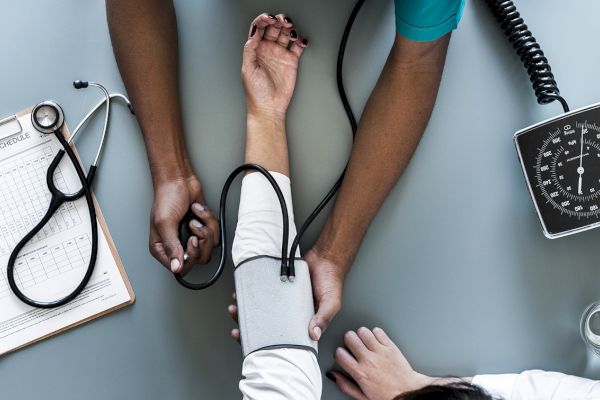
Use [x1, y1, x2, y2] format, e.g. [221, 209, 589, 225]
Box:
[1, 1, 600, 399]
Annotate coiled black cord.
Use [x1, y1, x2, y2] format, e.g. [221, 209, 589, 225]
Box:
[485, 0, 569, 113]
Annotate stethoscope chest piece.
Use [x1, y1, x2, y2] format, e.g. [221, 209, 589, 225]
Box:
[32, 101, 64, 134]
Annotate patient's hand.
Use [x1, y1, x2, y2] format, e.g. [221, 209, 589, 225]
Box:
[242, 13, 308, 119]
[328, 328, 433, 399]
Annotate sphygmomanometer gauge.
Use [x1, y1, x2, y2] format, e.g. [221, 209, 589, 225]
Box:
[515, 104, 600, 238]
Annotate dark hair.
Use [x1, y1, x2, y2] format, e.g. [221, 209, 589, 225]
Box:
[394, 381, 499, 400]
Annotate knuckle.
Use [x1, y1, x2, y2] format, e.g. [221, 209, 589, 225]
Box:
[186, 178, 202, 195]
[162, 241, 179, 254]
[186, 246, 198, 258]
[241, 65, 250, 78]
[163, 246, 175, 256]
[354, 370, 368, 384]
[202, 253, 212, 264]
[198, 250, 212, 264]
[363, 354, 376, 367]
[334, 347, 343, 361]
[329, 298, 342, 314]
[153, 215, 170, 229]
[148, 240, 162, 252]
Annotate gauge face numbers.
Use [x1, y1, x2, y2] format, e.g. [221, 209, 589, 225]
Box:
[515, 104, 600, 238]
[537, 123, 600, 216]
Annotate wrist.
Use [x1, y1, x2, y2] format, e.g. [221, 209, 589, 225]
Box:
[425, 376, 466, 388]
[246, 110, 287, 143]
[392, 373, 435, 397]
[415, 374, 436, 389]
[247, 106, 286, 125]
[150, 157, 194, 187]
[312, 223, 358, 274]
[139, 122, 194, 186]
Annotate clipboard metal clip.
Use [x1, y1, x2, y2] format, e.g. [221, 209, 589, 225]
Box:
[0, 115, 23, 141]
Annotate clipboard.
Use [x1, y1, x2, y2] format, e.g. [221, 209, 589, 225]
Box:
[0, 107, 135, 355]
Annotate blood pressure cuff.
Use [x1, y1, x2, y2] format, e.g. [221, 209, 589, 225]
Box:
[234, 256, 318, 358]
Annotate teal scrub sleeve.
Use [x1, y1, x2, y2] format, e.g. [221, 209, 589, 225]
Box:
[394, 0, 466, 42]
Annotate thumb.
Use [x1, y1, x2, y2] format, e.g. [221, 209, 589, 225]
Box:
[156, 219, 184, 273]
[309, 294, 341, 341]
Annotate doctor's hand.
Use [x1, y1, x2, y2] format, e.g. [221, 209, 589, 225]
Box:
[227, 292, 241, 343]
[242, 12, 308, 119]
[149, 175, 220, 276]
[304, 248, 345, 342]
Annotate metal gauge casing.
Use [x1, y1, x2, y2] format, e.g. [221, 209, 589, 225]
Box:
[515, 103, 600, 238]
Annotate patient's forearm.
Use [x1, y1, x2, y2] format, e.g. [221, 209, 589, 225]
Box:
[314, 33, 451, 271]
[245, 112, 289, 176]
[106, 0, 192, 185]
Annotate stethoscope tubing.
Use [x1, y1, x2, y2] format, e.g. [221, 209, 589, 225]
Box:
[7, 130, 99, 308]
[70, 93, 133, 144]
[175, 0, 365, 289]
[174, 163, 290, 289]
[6, 83, 133, 308]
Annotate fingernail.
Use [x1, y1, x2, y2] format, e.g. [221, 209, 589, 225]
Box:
[193, 203, 205, 212]
[290, 30, 298, 39]
[284, 16, 293, 24]
[302, 38, 309, 46]
[326, 372, 336, 382]
[250, 24, 257, 38]
[191, 236, 198, 248]
[268, 14, 276, 19]
[170, 258, 181, 273]
[191, 220, 203, 229]
[313, 326, 322, 340]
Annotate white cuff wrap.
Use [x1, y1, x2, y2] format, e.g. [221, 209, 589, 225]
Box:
[234, 256, 318, 358]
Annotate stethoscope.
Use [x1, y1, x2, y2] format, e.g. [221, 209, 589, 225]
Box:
[6, 80, 133, 309]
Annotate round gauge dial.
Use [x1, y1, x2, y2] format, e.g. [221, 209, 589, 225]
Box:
[515, 104, 600, 238]
[536, 122, 600, 218]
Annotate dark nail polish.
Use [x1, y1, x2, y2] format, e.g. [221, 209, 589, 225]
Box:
[290, 30, 298, 39]
[326, 372, 336, 382]
[284, 17, 293, 24]
[250, 24, 257, 37]
[268, 14, 276, 19]
[302, 38, 309, 46]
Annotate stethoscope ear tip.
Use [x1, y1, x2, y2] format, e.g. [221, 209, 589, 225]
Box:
[73, 80, 89, 89]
